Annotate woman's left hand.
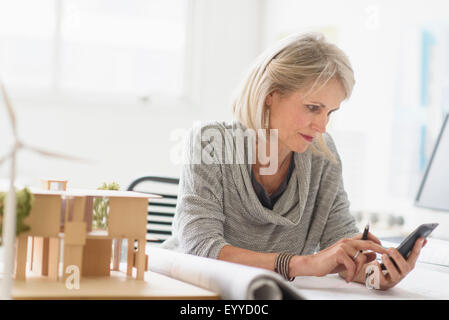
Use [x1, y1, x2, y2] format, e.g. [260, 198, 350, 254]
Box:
[374, 237, 427, 290]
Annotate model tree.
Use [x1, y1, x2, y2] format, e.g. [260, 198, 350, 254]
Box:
[92, 182, 120, 229]
[0, 187, 34, 242]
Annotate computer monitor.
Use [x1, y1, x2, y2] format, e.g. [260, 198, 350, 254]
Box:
[415, 113, 449, 211]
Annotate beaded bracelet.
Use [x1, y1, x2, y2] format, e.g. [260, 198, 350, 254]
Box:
[274, 252, 295, 281]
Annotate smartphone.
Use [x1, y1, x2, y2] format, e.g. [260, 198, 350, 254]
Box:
[380, 223, 439, 270]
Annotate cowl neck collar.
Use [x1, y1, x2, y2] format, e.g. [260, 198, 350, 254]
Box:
[226, 120, 312, 226]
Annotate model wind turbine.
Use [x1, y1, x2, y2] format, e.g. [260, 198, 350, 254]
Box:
[0, 81, 88, 299]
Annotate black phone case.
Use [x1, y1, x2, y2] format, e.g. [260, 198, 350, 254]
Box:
[380, 223, 438, 271]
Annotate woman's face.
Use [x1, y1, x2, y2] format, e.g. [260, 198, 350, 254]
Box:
[266, 78, 346, 154]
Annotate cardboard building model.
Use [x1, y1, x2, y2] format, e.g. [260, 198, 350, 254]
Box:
[14, 179, 160, 282]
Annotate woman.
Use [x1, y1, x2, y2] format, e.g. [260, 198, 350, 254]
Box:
[161, 33, 426, 290]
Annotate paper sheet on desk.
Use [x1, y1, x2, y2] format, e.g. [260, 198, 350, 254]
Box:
[293, 265, 449, 299]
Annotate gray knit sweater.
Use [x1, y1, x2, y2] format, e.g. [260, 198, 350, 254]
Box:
[160, 120, 360, 258]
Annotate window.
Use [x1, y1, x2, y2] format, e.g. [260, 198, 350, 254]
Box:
[0, 0, 187, 102]
[0, 0, 56, 89]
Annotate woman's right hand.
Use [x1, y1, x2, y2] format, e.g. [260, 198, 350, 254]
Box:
[293, 236, 388, 282]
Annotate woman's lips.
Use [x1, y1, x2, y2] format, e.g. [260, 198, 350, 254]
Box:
[299, 133, 314, 142]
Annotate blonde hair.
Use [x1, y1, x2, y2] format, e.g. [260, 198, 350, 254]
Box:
[232, 32, 355, 162]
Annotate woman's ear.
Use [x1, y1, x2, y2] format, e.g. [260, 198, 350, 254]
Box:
[265, 92, 273, 106]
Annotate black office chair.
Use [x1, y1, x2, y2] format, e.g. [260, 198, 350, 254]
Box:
[127, 176, 179, 247]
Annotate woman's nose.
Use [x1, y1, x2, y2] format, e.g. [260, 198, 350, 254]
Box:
[310, 115, 327, 134]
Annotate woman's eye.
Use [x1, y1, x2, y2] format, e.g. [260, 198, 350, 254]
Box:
[306, 105, 320, 112]
[306, 104, 337, 117]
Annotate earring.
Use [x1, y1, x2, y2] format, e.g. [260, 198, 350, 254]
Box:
[265, 108, 270, 129]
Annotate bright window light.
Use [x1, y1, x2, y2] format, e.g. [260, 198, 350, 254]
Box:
[0, 0, 55, 88]
[0, 0, 187, 99]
